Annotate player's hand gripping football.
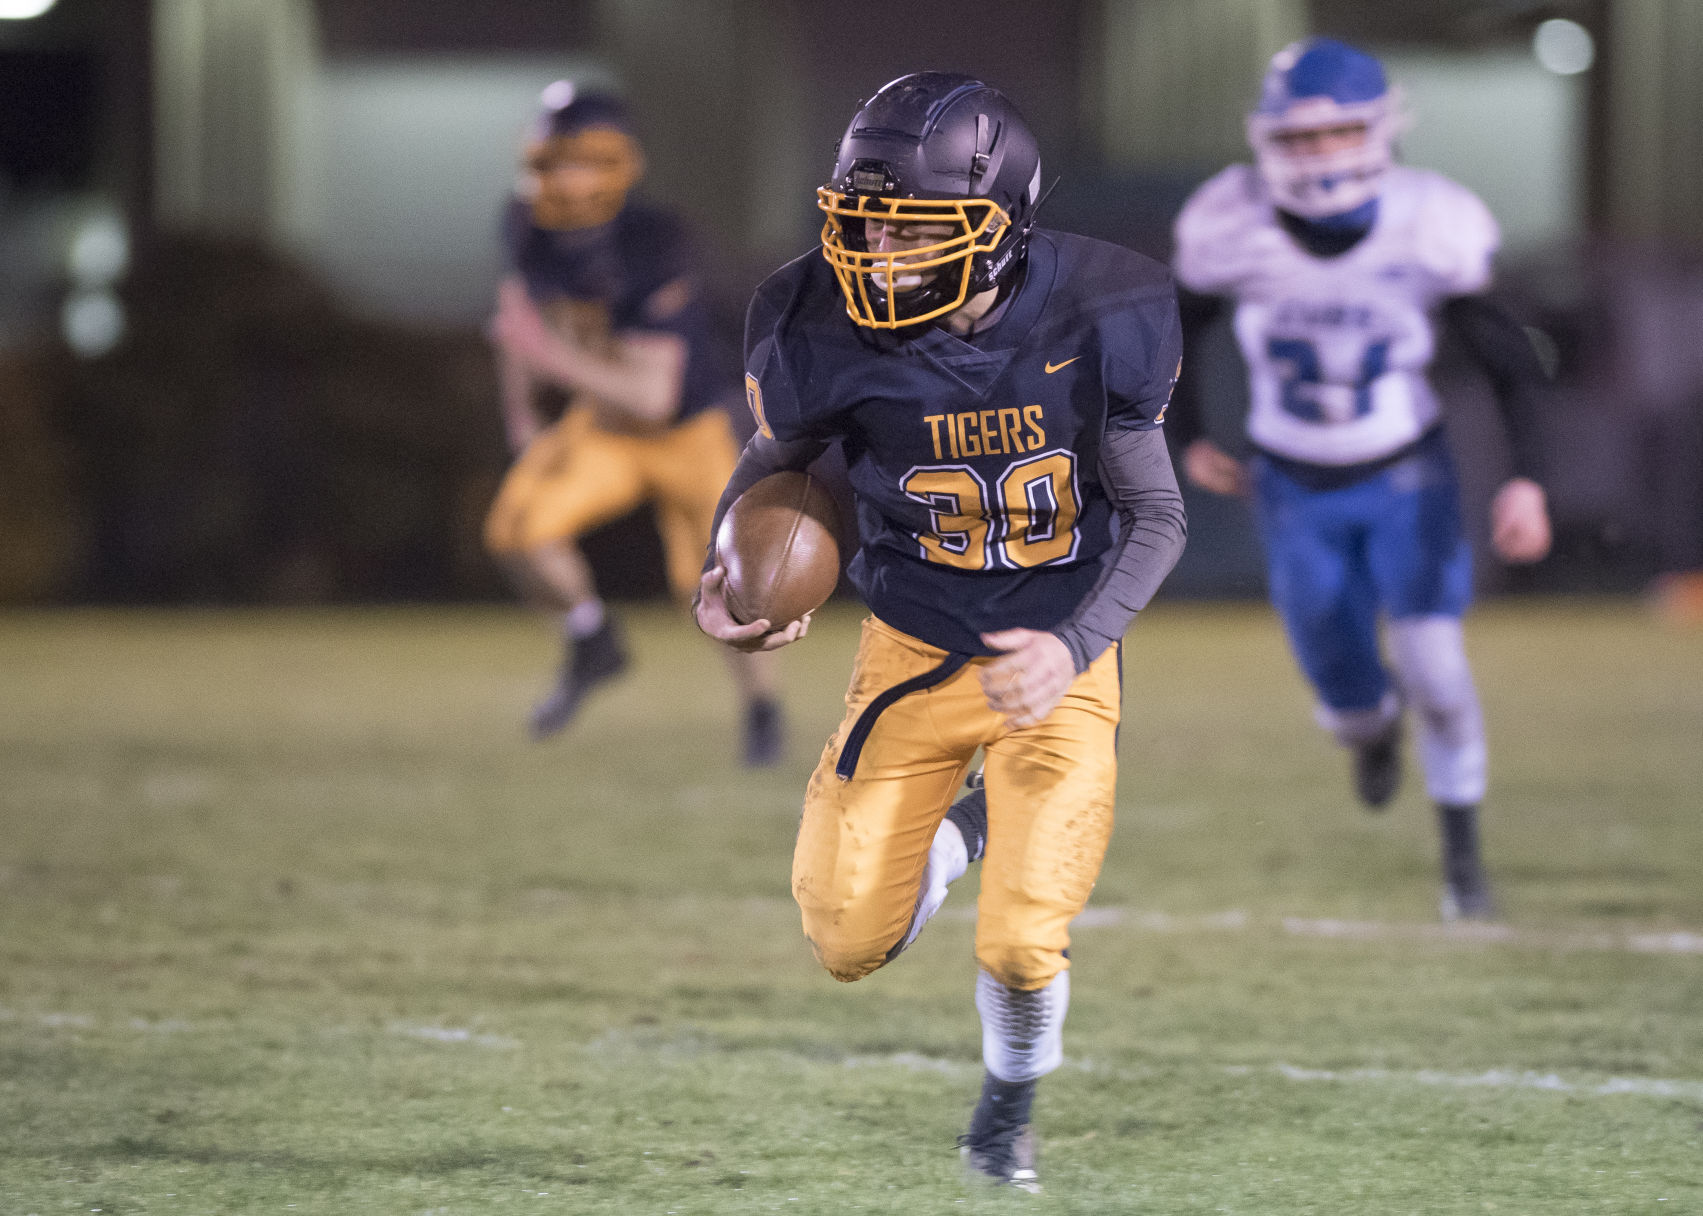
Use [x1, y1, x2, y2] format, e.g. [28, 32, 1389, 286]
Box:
[1182, 437, 1251, 498]
[694, 566, 812, 653]
[979, 628, 1076, 729]
[1489, 476, 1551, 565]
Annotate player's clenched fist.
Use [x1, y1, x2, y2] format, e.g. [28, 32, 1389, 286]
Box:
[978, 628, 1077, 729]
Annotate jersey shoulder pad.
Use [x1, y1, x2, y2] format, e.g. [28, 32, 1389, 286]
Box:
[1392, 167, 1500, 295]
[501, 198, 586, 302]
[744, 251, 820, 356]
[500, 195, 538, 269]
[1044, 230, 1173, 302]
[1038, 232, 1181, 428]
[613, 202, 696, 291]
[1173, 165, 1267, 294]
[742, 251, 832, 442]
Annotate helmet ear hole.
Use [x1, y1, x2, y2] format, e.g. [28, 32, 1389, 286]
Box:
[972, 113, 993, 179]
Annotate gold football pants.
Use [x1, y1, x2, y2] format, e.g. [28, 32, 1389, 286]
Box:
[483, 405, 740, 599]
[793, 615, 1121, 991]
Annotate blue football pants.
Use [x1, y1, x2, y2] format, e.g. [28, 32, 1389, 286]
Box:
[1251, 434, 1487, 805]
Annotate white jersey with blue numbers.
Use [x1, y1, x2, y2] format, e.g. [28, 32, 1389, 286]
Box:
[1174, 163, 1498, 467]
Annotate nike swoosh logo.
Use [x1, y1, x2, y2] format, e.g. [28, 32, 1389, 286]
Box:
[1044, 357, 1080, 374]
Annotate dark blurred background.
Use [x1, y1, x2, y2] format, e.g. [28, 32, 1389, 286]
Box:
[3, 0, 1700, 605]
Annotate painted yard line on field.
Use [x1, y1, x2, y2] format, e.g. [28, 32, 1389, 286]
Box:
[843, 1051, 967, 1076]
[1063, 906, 1703, 955]
[842, 1050, 1703, 1103]
[0, 1005, 518, 1049]
[0, 1006, 195, 1032]
[8, 1001, 1699, 1103]
[1235, 1062, 1703, 1102]
[387, 1022, 519, 1049]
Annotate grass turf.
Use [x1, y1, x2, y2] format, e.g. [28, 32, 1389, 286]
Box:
[1, 600, 1699, 1213]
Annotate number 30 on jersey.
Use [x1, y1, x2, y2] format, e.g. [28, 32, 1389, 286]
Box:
[901, 451, 1081, 570]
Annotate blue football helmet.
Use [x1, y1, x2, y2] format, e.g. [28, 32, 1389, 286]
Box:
[1246, 38, 1404, 219]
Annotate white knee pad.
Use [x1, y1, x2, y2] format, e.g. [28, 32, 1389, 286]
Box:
[1314, 691, 1402, 747]
[1387, 615, 1486, 805]
[976, 968, 1070, 1083]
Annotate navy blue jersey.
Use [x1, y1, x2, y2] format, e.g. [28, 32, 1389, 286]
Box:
[744, 231, 1181, 655]
[502, 197, 738, 424]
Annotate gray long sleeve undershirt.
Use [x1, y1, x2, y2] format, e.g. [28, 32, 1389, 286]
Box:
[701, 427, 1187, 671]
[1052, 425, 1187, 672]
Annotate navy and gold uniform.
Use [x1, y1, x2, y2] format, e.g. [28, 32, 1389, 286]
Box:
[701, 71, 1186, 1189]
[494, 83, 785, 760]
[749, 230, 1177, 656]
[483, 197, 743, 599]
[742, 228, 1181, 991]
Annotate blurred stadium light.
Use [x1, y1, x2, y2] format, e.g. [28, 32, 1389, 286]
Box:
[1532, 18, 1595, 76]
[0, 0, 57, 19]
[0, 0, 1698, 604]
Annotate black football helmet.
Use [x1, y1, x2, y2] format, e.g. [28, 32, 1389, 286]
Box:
[521, 82, 644, 231]
[818, 73, 1042, 329]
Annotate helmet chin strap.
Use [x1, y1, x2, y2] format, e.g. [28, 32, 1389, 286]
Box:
[969, 175, 1057, 296]
[939, 176, 1054, 336]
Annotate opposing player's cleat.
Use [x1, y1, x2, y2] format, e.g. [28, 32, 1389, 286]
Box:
[1352, 717, 1404, 810]
[742, 697, 784, 767]
[1444, 851, 1498, 919]
[944, 783, 988, 864]
[1437, 802, 1495, 921]
[529, 619, 629, 740]
[959, 1073, 1040, 1193]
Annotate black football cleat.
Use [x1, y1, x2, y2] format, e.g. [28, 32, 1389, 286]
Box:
[959, 1074, 1040, 1193]
[1352, 717, 1404, 811]
[1438, 802, 1496, 921]
[742, 697, 784, 767]
[1440, 867, 1495, 922]
[529, 619, 629, 740]
[945, 783, 988, 864]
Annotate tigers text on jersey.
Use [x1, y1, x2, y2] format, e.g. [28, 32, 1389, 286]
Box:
[743, 230, 1181, 656]
[1173, 164, 1498, 467]
[503, 197, 739, 424]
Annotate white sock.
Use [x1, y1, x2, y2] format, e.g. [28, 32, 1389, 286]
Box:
[977, 968, 1070, 1083]
[1388, 615, 1487, 805]
[893, 817, 971, 956]
[564, 599, 605, 640]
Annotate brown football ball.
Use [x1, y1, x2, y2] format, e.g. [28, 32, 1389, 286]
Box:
[715, 471, 842, 628]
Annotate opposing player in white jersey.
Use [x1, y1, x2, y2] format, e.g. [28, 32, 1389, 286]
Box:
[1171, 37, 1552, 919]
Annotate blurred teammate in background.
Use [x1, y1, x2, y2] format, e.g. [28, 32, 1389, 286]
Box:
[1170, 38, 1552, 919]
[696, 73, 1186, 1189]
[485, 84, 784, 764]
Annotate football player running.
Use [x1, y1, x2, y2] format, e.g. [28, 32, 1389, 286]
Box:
[695, 73, 1187, 1190]
[484, 85, 785, 764]
[1170, 38, 1552, 919]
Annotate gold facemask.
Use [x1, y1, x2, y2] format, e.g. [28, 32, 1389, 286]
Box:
[816, 189, 1010, 329]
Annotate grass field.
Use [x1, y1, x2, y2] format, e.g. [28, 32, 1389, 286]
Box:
[2, 599, 1700, 1214]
